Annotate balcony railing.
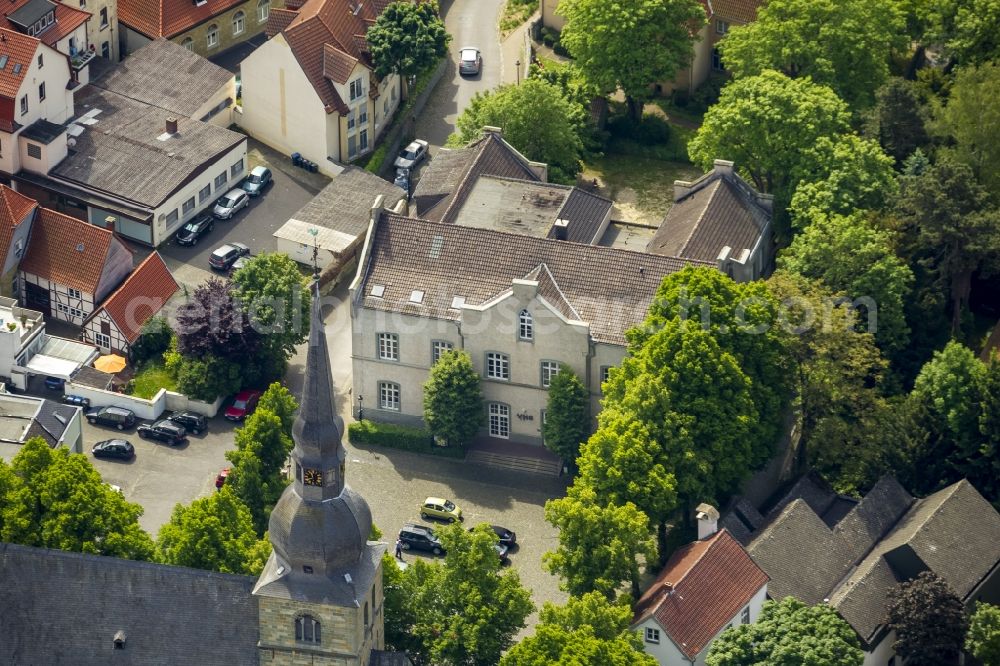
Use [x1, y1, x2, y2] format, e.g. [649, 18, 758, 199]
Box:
[70, 50, 96, 70]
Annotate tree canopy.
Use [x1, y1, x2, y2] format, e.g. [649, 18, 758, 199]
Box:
[967, 602, 1000, 666]
[887, 571, 968, 666]
[366, 1, 450, 80]
[557, 0, 705, 119]
[864, 78, 930, 166]
[706, 597, 864, 666]
[422, 350, 483, 449]
[934, 62, 1000, 194]
[174, 278, 259, 361]
[541, 364, 590, 464]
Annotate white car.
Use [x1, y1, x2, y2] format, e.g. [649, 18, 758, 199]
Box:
[212, 189, 250, 219]
[394, 139, 429, 170]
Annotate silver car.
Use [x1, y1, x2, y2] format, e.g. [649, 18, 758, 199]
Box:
[393, 139, 429, 170]
[459, 47, 481, 76]
[241, 166, 272, 197]
[212, 189, 249, 219]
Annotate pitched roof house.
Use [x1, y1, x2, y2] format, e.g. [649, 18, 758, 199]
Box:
[632, 526, 769, 665]
[238, 0, 402, 171]
[83, 251, 178, 355]
[0, 185, 38, 295]
[118, 0, 271, 59]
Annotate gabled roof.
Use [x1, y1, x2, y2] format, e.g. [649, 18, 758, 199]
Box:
[0, 28, 39, 100]
[710, 0, 764, 23]
[3, 0, 90, 50]
[118, 0, 245, 40]
[359, 213, 710, 345]
[0, 184, 37, 262]
[88, 252, 178, 343]
[633, 530, 768, 659]
[19, 208, 119, 293]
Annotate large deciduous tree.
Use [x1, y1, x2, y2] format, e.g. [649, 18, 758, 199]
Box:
[935, 62, 1000, 194]
[887, 571, 968, 666]
[967, 602, 1000, 666]
[557, 0, 705, 120]
[500, 592, 658, 666]
[541, 364, 590, 464]
[452, 79, 586, 183]
[864, 78, 930, 166]
[175, 278, 260, 360]
[718, 0, 905, 109]
[706, 597, 864, 666]
[422, 350, 483, 449]
[366, 1, 450, 82]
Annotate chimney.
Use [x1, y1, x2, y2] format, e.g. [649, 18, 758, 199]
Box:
[662, 581, 673, 593]
[481, 125, 502, 138]
[713, 159, 734, 178]
[165, 117, 178, 135]
[104, 215, 116, 231]
[695, 503, 719, 539]
[552, 218, 568, 240]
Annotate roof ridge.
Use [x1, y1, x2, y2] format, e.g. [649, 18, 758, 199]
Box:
[537, 262, 581, 321]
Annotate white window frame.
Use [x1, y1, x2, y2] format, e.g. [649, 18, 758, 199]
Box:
[359, 128, 369, 152]
[645, 627, 660, 644]
[716, 19, 729, 34]
[67, 287, 82, 299]
[182, 37, 194, 51]
[540, 361, 560, 388]
[485, 352, 509, 380]
[257, 0, 270, 22]
[95, 332, 111, 349]
[488, 403, 510, 439]
[20, 95, 27, 115]
[377, 332, 399, 361]
[518, 309, 533, 340]
[378, 381, 400, 411]
[431, 340, 453, 364]
[232, 11, 245, 36]
[741, 606, 750, 624]
[349, 78, 364, 101]
[207, 25, 219, 48]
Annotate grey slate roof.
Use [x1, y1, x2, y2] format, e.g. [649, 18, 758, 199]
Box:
[647, 175, 769, 262]
[411, 147, 477, 216]
[0, 542, 260, 665]
[54, 86, 245, 208]
[833, 476, 914, 563]
[31, 399, 78, 445]
[91, 38, 234, 119]
[548, 187, 614, 245]
[359, 213, 710, 345]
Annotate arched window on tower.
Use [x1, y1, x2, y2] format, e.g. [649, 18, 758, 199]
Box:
[364, 601, 369, 628]
[295, 615, 321, 644]
[518, 310, 533, 341]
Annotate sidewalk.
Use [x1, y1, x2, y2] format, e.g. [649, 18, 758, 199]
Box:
[500, 11, 538, 85]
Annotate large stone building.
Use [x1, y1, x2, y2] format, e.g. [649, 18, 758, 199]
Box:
[0, 275, 405, 665]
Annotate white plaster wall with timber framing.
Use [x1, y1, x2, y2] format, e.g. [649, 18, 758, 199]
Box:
[17, 273, 95, 324]
[83, 308, 128, 355]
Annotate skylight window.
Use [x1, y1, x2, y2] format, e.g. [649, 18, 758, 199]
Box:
[409, 290, 424, 304]
[450, 296, 465, 309]
[370, 284, 385, 298]
[0, 56, 8, 69]
[12, 63, 21, 75]
[429, 235, 444, 259]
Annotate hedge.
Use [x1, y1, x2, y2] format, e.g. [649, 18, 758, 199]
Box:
[348, 420, 466, 458]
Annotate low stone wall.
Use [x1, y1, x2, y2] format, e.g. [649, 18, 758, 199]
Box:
[66, 383, 223, 420]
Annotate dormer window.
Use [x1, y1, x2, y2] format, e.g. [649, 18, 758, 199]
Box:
[295, 615, 321, 644]
[518, 310, 533, 340]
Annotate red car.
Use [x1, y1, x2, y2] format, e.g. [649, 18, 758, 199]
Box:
[215, 468, 230, 489]
[224, 390, 262, 421]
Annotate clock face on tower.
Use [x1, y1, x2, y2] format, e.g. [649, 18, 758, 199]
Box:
[303, 468, 324, 486]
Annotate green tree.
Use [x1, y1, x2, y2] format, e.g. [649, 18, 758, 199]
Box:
[706, 597, 863, 666]
[688, 70, 852, 227]
[155, 488, 267, 575]
[366, 1, 450, 82]
[226, 409, 294, 534]
[887, 571, 969, 666]
[947, 0, 1000, 65]
[557, 0, 705, 120]
[779, 213, 914, 357]
[864, 78, 930, 166]
[257, 381, 298, 434]
[895, 157, 1000, 334]
[967, 602, 1000, 666]
[501, 592, 658, 666]
[164, 342, 244, 402]
[422, 350, 483, 449]
[1, 438, 153, 560]
[131, 314, 172, 364]
[391, 523, 534, 666]
[230, 252, 311, 372]
[935, 62, 1000, 194]
[544, 485, 657, 600]
[541, 364, 590, 464]
[452, 79, 586, 182]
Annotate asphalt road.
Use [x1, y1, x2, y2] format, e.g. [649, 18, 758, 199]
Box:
[414, 0, 505, 148]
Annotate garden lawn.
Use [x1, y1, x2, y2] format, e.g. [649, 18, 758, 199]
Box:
[582, 154, 701, 226]
[131, 362, 177, 399]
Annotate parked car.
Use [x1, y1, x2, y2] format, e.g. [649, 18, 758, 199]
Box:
[174, 214, 215, 246]
[92, 439, 135, 460]
[137, 419, 187, 445]
[398, 523, 444, 555]
[393, 139, 429, 170]
[44, 376, 64, 390]
[496, 542, 510, 565]
[168, 411, 208, 434]
[224, 389, 262, 421]
[62, 394, 91, 408]
[241, 166, 272, 197]
[209, 242, 251, 271]
[212, 189, 250, 219]
[215, 467, 230, 489]
[469, 524, 517, 546]
[229, 254, 251, 275]
[420, 497, 463, 523]
[86, 406, 137, 430]
[393, 168, 410, 196]
[458, 47, 482, 76]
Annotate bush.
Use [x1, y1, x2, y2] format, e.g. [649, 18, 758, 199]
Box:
[607, 113, 672, 144]
[688, 74, 726, 114]
[348, 420, 466, 458]
[540, 27, 557, 47]
[131, 315, 172, 364]
[363, 143, 389, 174]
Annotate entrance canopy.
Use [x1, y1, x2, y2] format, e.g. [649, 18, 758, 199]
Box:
[22, 336, 99, 379]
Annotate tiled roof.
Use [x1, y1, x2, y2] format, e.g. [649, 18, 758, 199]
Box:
[411, 146, 479, 216]
[91, 38, 234, 118]
[3, 0, 90, 48]
[832, 476, 914, 563]
[19, 208, 117, 293]
[265, 8, 297, 36]
[0, 185, 37, 263]
[548, 186, 613, 244]
[0, 28, 39, 100]
[711, 0, 764, 23]
[633, 530, 768, 659]
[90, 252, 178, 343]
[323, 42, 357, 83]
[359, 213, 711, 345]
[118, 0, 246, 39]
[647, 175, 769, 263]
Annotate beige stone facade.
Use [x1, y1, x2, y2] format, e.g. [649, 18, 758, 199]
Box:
[82, 0, 120, 60]
[122, 0, 274, 59]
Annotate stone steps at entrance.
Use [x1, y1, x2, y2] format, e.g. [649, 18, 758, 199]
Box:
[466, 449, 563, 476]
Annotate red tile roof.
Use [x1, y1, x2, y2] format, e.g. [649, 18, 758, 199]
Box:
[0, 28, 40, 101]
[118, 0, 246, 39]
[711, 0, 764, 23]
[633, 530, 768, 659]
[0, 184, 37, 264]
[91, 252, 177, 343]
[2, 1, 92, 48]
[19, 208, 118, 293]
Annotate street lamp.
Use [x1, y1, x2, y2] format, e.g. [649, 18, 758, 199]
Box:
[357, 394, 364, 422]
[515, 59, 521, 85]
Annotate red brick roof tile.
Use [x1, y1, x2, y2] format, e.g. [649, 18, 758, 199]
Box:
[0, 185, 37, 265]
[711, 0, 764, 23]
[322, 42, 356, 83]
[19, 208, 117, 293]
[91, 252, 178, 343]
[0, 28, 40, 100]
[118, 0, 246, 39]
[633, 530, 768, 659]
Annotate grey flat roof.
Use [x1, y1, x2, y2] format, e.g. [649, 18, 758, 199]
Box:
[7, 0, 54, 28]
[21, 119, 65, 145]
[456, 176, 571, 238]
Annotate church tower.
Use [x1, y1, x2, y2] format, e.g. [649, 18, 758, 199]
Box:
[254, 276, 386, 665]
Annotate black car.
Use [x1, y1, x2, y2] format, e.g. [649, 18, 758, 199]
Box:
[92, 439, 135, 460]
[398, 523, 444, 556]
[209, 242, 250, 271]
[174, 214, 214, 246]
[86, 406, 137, 430]
[62, 394, 91, 408]
[137, 419, 187, 445]
[469, 525, 517, 546]
[167, 411, 208, 434]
